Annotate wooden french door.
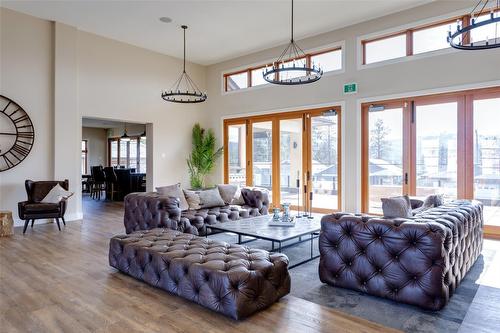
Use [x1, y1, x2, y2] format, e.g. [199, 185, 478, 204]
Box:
[362, 87, 500, 238]
[223, 106, 342, 212]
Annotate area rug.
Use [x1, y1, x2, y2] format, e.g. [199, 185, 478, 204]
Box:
[210, 233, 497, 333]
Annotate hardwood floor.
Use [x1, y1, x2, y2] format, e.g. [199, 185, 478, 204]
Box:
[0, 197, 400, 333]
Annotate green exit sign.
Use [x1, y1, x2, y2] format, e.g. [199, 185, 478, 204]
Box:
[343, 82, 358, 94]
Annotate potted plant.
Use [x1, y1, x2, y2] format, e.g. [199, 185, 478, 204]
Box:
[187, 123, 223, 189]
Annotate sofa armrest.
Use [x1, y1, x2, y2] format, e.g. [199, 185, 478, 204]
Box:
[59, 199, 68, 217]
[124, 192, 181, 234]
[241, 187, 270, 215]
[18, 201, 29, 219]
[319, 213, 452, 310]
[410, 198, 424, 209]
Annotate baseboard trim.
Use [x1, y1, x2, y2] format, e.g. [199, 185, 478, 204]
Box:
[13, 211, 83, 227]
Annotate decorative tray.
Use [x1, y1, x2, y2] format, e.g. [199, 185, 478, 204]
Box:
[269, 216, 295, 227]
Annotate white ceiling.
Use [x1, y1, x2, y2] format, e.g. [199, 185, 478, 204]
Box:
[1, 0, 433, 65]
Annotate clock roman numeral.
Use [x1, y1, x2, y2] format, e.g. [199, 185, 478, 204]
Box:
[7, 108, 20, 117]
[18, 131, 34, 139]
[12, 144, 30, 157]
[7, 150, 22, 162]
[13, 114, 29, 123]
[1, 101, 11, 113]
[16, 124, 33, 130]
[2, 154, 14, 168]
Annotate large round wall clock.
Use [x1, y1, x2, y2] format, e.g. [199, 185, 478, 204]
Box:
[0, 95, 35, 172]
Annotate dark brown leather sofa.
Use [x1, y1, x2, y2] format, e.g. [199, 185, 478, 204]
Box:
[124, 187, 269, 235]
[109, 228, 291, 319]
[18, 179, 69, 234]
[319, 200, 483, 310]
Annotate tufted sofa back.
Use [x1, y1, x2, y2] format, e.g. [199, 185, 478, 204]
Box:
[124, 188, 270, 235]
[124, 192, 197, 234]
[319, 200, 483, 310]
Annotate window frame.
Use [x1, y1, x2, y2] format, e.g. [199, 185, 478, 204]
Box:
[223, 46, 343, 93]
[108, 136, 146, 173]
[361, 9, 500, 66]
[223, 105, 342, 213]
[361, 86, 500, 238]
[81, 140, 88, 175]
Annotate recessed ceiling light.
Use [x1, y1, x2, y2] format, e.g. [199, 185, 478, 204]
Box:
[159, 17, 172, 23]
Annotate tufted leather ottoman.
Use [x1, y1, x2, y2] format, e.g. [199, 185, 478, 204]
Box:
[319, 200, 483, 310]
[109, 228, 291, 319]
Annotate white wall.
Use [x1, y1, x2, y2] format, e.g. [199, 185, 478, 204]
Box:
[0, 8, 54, 224]
[82, 127, 107, 169]
[1, 8, 209, 226]
[205, 0, 500, 212]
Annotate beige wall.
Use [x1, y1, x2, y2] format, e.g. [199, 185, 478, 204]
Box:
[77, 31, 208, 191]
[0, 9, 55, 224]
[82, 127, 108, 170]
[1, 8, 208, 225]
[205, 0, 500, 212]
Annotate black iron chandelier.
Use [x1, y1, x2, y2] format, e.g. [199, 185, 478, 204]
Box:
[162, 25, 207, 103]
[448, 0, 500, 50]
[263, 0, 323, 85]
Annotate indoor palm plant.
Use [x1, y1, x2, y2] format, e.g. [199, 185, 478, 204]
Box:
[187, 123, 223, 189]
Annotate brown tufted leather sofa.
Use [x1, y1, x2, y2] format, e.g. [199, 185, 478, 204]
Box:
[109, 228, 290, 319]
[124, 188, 270, 235]
[319, 200, 483, 310]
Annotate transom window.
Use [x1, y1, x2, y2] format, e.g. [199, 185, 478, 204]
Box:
[223, 47, 342, 92]
[362, 10, 499, 65]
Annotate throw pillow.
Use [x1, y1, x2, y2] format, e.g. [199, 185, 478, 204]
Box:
[198, 188, 225, 208]
[231, 186, 245, 205]
[423, 194, 444, 208]
[217, 184, 238, 204]
[156, 183, 189, 211]
[217, 184, 245, 205]
[381, 195, 412, 218]
[41, 184, 74, 204]
[183, 189, 201, 210]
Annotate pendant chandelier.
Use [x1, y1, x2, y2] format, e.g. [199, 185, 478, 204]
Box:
[121, 123, 130, 142]
[448, 0, 500, 50]
[162, 25, 207, 103]
[263, 0, 323, 85]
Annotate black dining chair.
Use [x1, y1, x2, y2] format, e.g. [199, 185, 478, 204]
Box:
[90, 166, 106, 200]
[103, 167, 120, 201]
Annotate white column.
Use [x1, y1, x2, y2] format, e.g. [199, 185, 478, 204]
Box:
[54, 22, 82, 221]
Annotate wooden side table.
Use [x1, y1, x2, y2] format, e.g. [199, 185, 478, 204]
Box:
[0, 211, 14, 236]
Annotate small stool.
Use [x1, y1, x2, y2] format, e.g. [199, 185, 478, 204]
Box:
[0, 210, 14, 237]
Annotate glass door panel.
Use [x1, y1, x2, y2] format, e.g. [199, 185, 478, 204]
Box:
[119, 140, 128, 167]
[310, 111, 339, 210]
[110, 140, 118, 166]
[227, 124, 247, 186]
[473, 97, 500, 227]
[415, 102, 458, 198]
[368, 107, 404, 213]
[139, 137, 147, 173]
[252, 121, 273, 196]
[280, 118, 303, 207]
[129, 139, 138, 170]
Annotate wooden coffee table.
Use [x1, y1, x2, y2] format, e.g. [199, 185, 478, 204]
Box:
[208, 215, 321, 269]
